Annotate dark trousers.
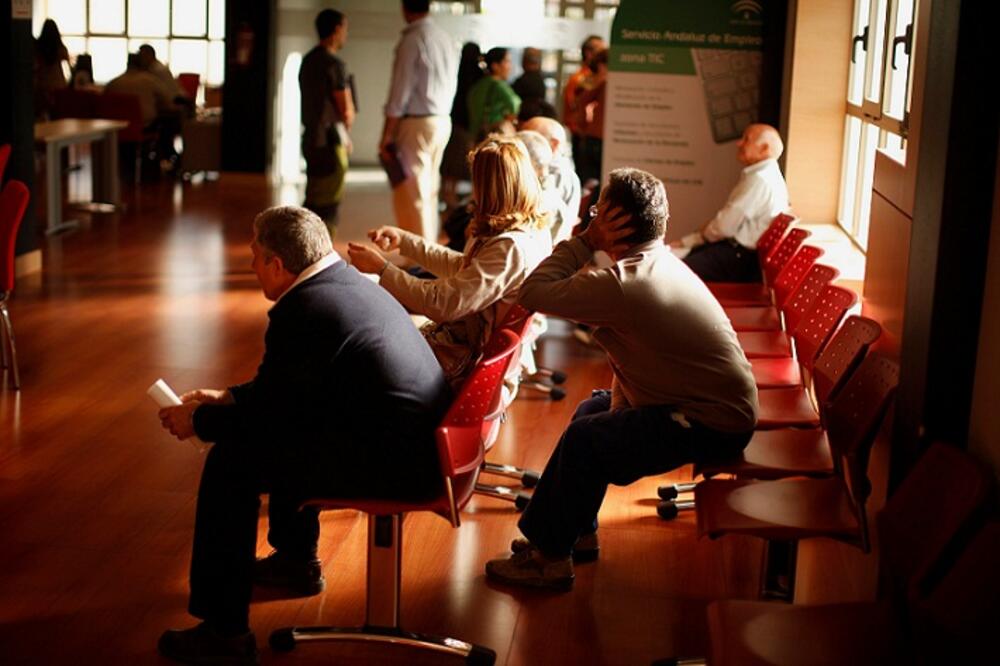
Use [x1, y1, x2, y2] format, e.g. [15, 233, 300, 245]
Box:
[684, 240, 761, 283]
[518, 391, 751, 558]
[187, 439, 348, 632]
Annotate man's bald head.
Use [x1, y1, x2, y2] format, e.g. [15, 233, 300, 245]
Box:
[520, 116, 568, 158]
[737, 123, 783, 166]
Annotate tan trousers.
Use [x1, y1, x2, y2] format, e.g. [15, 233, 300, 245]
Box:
[392, 116, 451, 243]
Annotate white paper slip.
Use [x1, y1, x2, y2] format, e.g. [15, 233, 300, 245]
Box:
[147, 379, 210, 453]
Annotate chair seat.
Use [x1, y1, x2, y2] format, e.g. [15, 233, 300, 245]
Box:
[709, 282, 771, 306]
[695, 477, 861, 542]
[737, 330, 792, 358]
[756, 388, 821, 428]
[725, 306, 782, 332]
[697, 429, 833, 481]
[707, 599, 906, 666]
[750, 357, 801, 388]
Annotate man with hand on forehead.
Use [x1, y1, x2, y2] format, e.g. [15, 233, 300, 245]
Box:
[486, 168, 758, 591]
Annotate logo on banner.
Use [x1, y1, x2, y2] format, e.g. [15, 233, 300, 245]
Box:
[730, 0, 763, 26]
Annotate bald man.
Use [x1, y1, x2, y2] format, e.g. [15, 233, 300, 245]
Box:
[521, 115, 582, 242]
[674, 123, 790, 282]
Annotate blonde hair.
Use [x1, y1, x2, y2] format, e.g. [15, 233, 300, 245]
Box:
[469, 136, 548, 236]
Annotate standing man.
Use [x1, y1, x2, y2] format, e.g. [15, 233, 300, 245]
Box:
[485, 169, 757, 590]
[512, 47, 546, 106]
[562, 35, 605, 176]
[380, 0, 458, 243]
[299, 9, 355, 234]
[671, 123, 789, 282]
[156, 206, 451, 664]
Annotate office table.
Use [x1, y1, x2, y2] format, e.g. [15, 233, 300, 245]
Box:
[34, 118, 129, 235]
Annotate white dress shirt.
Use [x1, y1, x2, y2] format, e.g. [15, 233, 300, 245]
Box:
[682, 158, 789, 250]
[384, 17, 458, 118]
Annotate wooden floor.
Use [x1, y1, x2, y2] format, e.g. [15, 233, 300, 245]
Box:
[0, 172, 761, 665]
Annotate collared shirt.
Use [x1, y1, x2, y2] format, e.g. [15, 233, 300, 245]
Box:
[518, 237, 758, 433]
[273, 251, 342, 306]
[384, 17, 458, 118]
[687, 158, 789, 249]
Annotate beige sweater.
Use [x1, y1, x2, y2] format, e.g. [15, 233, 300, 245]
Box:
[518, 237, 758, 433]
[380, 227, 551, 381]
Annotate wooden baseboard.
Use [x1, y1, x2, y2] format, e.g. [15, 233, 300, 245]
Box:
[15, 250, 42, 277]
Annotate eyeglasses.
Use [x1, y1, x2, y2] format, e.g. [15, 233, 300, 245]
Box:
[589, 204, 599, 220]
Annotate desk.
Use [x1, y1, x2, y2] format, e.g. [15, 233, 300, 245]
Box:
[34, 118, 129, 235]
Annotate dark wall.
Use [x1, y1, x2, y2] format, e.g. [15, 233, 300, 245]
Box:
[758, 0, 788, 127]
[222, 0, 273, 173]
[1, 1, 39, 256]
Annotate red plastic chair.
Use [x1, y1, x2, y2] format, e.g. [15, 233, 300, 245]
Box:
[50, 88, 100, 119]
[176, 73, 200, 100]
[1, 180, 30, 390]
[0, 144, 10, 182]
[96, 92, 158, 184]
[736, 265, 843, 359]
[708, 213, 796, 306]
[475, 304, 541, 510]
[693, 444, 994, 665]
[725, 251, 834, 333]
[694, 353, 900, 552]
[658, 316, 881, 515]
[753, 285, 858, 429]
[268, 330, 519, 663]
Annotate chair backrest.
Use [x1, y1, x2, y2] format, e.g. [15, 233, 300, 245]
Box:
[827, 353, 899, 552]
[792, 284, 858, 384]
[436, 328, 521, 526]
[0, 180, 30, 294]
[771, 245, 823, 308]
[762, 227, 810, 285]
[498, 302, 534, 339]
[806, 315, 880, 402]
[755, 212, 795, 264]
[913, 521, 1000, 662]
[781, 264, 841, 335]
[96, 92, 146, 142]
[0, 144, 10, 182]
[51, 88, 99, 120]
[878, 443, 994, 602]
[805, 286, 864, 406]
[177, 72, 200, 100]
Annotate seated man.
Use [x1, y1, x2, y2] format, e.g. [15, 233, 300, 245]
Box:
[486, 168, 758, 590]
[157, 206, 451, 664]
[520, 115, 582, 243]
[672, 123, 789, 282]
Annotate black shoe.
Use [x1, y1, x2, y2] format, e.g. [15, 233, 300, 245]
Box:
[157, 622, 259, 665]
[252, 550, 325, 596]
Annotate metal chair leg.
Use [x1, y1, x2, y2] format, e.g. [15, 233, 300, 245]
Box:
[481, 461, 541, 487]
[474, 482, 531, 511]
[0, 303, 19, 390]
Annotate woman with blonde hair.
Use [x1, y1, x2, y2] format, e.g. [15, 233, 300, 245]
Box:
[348, 135, 552, 384]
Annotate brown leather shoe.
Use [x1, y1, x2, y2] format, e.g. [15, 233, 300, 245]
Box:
[510, 532, 599, 563]
[485, 548, 574, 591]
[253, 550, 325, 596]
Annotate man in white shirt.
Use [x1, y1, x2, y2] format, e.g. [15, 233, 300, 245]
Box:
[138, 44, 184, 100]
[521, 115, 582, 243]
[672, 123, 790, 282]
[379, 0, 458, 243]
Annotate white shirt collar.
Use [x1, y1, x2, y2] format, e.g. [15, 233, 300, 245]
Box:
[272, 251, 342, 306]
[742, 157, 778, 175]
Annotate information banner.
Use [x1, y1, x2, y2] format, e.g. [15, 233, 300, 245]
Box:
[602, 0, 766, 239]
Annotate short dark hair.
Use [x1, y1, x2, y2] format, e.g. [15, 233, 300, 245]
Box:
[138, 44, 155, 57]
[581, 35, 603, 60]
[603, 168, 669, 244]
[315, 9, 345, 41]
[484, 47, 509, 69]
[126, 52, 142, 69]
[518, 98, 557, 123]
[403, 0, 430, 14]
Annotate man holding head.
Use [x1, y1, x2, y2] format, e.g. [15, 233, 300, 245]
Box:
[299, 9, 354, 231]
[380, 0, 458, 243]
[673, 123, 790, 282]
[156, 206, 450, 664]
[521, 115, 582, 242]
[486, 168, 758, 590]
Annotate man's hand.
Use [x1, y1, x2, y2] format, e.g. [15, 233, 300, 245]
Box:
[179, 388, 232, 405]
[582, 205, 633, 256]
[367, 226, 402, 252]
[347, 243, 389, 274]
[159, 401, 200, 440]
[378, 134, 394, 162]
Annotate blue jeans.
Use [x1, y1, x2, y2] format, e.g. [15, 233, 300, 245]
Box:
[518, 390, 751, 558]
